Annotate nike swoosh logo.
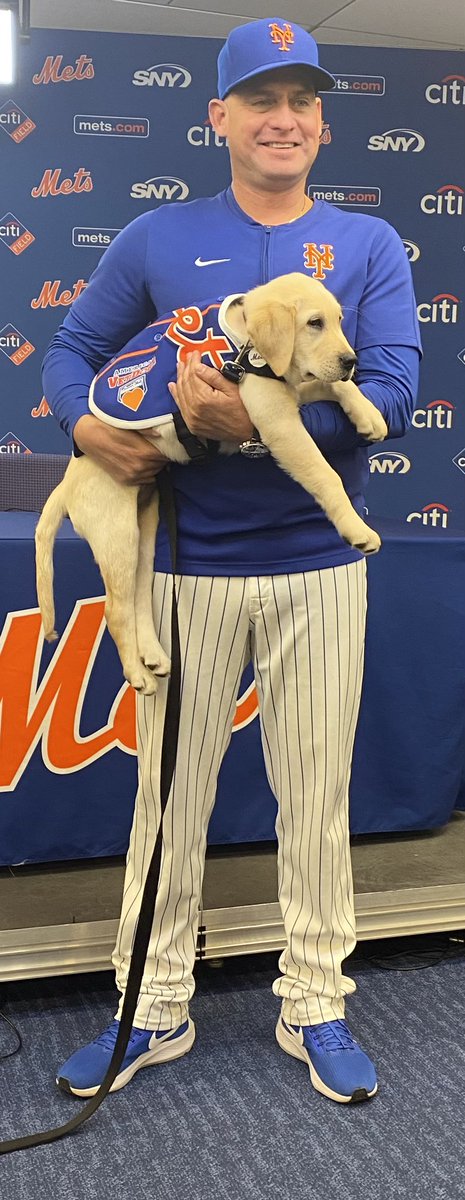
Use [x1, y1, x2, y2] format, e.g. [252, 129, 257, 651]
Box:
[194, 256, 231, 267]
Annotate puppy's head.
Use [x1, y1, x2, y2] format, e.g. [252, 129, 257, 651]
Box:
[225, 292, 296, 378]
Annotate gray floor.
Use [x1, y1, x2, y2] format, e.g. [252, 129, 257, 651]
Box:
[0, 812, 464, 964]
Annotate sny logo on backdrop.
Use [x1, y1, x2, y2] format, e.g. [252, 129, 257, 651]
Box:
[132, 63, 192, 87]
[31, 168, 93, 197]
[402, 239, 420, 262]
[368, 128, 425, 151]
[0, 432, 32, 454]
[369, 452, 411, 475]
[0, 100, 35, 142]
[130, 176, 189, 201]
[407, 503, 449, 529]
[412, 400, 454, 430]
[74, 115, 149, 137]
[0, 325, 35, 365]
[31, 279, 87, 308]
[425, 75, 465, 104]
[308, 185, 380, 207]
[0, 429, 31, 451]
[187, 118, 227, 148]
[0, 213, 35, 255]
[417, 294, 460, 323]
[32, 55, 94, 84]
[420, 185, 463, 215]
[331, 74, 385, 94]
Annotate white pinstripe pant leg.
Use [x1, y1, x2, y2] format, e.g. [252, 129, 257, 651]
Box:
[251, 560, 367, 1027]
[112, 573, 251, 1031]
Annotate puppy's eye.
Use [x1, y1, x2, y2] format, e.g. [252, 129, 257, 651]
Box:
[307, 318, 323, 329]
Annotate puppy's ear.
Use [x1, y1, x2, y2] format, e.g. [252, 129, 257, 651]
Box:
[245, 302, 296, 377]
[224, 296, 246, 341]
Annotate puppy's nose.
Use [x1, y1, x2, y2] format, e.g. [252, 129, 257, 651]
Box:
[339, 353, 357, 372]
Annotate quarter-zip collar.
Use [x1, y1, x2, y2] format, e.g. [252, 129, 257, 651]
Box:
[223, 185, 322, 228]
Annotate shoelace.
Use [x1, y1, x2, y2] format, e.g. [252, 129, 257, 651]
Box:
[94, 1021, 146, 1052]
[306, 1020, 358, 1053]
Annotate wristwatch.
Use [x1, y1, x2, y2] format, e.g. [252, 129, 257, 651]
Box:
[239, 428, 270, 458]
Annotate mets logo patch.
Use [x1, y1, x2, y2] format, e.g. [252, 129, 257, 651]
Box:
[303, 243, 335, 280]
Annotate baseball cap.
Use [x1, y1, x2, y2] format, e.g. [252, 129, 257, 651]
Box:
[217, 18, 336, 99]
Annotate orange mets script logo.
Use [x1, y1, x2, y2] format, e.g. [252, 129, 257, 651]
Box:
[303, 243, 335, 280]
[269, 22, 295, 52]
[0, 601, 259, 790]
[165, 305, 232, 367]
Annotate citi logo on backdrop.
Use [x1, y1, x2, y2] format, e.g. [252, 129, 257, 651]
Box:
[0, 214, 35, 255]
[367, 128, 425, 151]
[406, 503, 449, 528]
[0, 325, 35, 365]
[187, 120, 227, 147]
[417, 294, 460, 323]
[412, 401, 455, 430]
[0, 432, 32, 454]
[130, 176, 189, 201]
[0, 100, 36, 142]
[420, 185, 463, 215]
[425, 75, 465, 104]
[32, 55, 94, 84]
[132, 64, 192, 87]
[31, 168, 93, 197]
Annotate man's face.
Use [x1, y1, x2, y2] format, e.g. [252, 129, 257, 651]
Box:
[209, 68, 322, 191]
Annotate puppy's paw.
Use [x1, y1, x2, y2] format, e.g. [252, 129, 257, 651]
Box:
[358, 406, 388, 443]
[143, 652, 171, 678]
[126, 664, 160, 696]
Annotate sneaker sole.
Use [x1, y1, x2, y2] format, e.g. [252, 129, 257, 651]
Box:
[57, 1018, 196, 1098]
[275, 1018, 378, 1105]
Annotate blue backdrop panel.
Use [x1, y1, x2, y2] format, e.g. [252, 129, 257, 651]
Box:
[0, 30, 464, 526]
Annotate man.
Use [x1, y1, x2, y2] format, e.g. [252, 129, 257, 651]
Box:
[43, 18, 421, 1105]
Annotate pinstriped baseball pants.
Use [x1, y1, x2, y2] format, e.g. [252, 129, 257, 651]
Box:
[112, 558, 367, 1030]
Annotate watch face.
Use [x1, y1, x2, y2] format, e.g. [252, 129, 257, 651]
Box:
[241, 440, 270, 458]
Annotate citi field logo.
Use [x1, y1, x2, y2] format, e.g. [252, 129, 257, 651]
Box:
[369, 452, 411, 475]
[402, 239, 420, 262]
[331, 74, 385, 95]
[407, 503, 449, 529]
[412, 400, 454, 430]
[452, 448, 465, 475]
[420, 185, 463, 215]
[32, 55, 94, 85]
[132, 63, 192, 87]
[319, 122, 331, 145]
[0, 100, 36, 142]
[425, 75, 465, 104]
[0, 324, 35, 365]
[187, 119, 227, 148]
[0, 432, 32, 454]
[458, 348, 465, 366]
[0, 213, 35, 255]
[367, 128, 425, 152]
[130, 176, 189, 201]
[31, 397, 51, 418]
[31, 168, 93, 198]
[417, 294, 460, 323]
[31, 279, 87, 309]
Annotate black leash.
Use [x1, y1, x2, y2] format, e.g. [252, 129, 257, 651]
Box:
[0, 468, 181, 1156]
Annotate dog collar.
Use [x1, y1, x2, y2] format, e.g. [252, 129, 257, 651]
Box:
[220, 341, 284, 384]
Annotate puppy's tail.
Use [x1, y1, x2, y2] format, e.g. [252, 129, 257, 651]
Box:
[35, 482, 68, 641]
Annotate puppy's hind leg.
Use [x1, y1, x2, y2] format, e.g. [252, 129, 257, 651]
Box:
[73, 486, 159, 696]
[135, 487, 171, 679]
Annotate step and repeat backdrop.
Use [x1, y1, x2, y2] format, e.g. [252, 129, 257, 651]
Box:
[0, 29, 464, 862]
[1, 29, 464, 528]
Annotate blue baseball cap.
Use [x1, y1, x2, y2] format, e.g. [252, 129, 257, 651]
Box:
[217, 18, 336, 99]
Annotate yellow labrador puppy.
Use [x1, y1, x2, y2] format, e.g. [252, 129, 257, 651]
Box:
[36, 273, 387, 695]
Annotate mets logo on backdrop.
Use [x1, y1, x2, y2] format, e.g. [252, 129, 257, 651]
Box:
[303, 244, 334, 280]
[269, 22, 294, 51]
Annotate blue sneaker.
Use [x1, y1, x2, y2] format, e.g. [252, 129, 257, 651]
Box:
[276, 1016, 377, 1104]
[57, 1017, 195, 1097]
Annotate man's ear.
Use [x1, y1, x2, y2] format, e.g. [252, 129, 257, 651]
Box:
[245, 302, 296, 377]
[208, 98, 228, 137]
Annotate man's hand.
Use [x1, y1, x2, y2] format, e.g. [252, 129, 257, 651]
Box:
[73, 414, 169, 486]
[168, 352, 254, 442]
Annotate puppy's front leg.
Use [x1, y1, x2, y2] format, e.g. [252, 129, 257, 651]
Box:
[241, 377, 381, 555]
[299, 379, 387, 443]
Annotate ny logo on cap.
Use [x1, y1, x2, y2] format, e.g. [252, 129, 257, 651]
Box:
[268, 22, 295, 52]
